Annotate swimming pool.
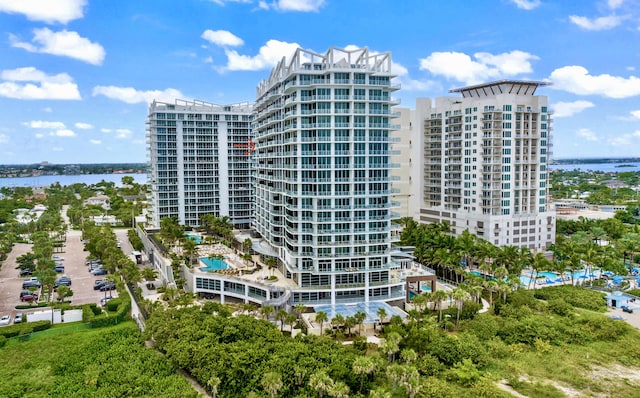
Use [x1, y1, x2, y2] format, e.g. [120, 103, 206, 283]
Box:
[186, 233, 202, 244]
[200, 257, 229, 272]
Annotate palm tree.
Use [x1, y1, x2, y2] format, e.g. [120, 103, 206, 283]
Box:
[332, 313, 345, 333]
[315, 311, 328, 334]
[451, 287, 467, 326]
[432, 289, 448, 321]
[352, 356, 375, 392]
[401, 367, 422, 398]
[309, 370, 333, 398]
[265, 257, 277, 277]
[207, 375, 221, 398]
[455, 229, 477, 269]
[400, 348, 417, 364]
[381, 332, 401, 362]
[484, 279, 499, 306]
[344, 316, 356, 337]
[377, 307, 387, 327]
[328, 381, 350, 398]
[261, 305, 274, 321]
[276, 309, 288, 332]
[261, 371, 283, 398]
[354, 310, 366, 336]
[293, 303, 306, 322]
[142, 267, 158, 282]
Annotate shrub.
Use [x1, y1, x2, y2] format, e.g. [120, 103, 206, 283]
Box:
[534, 285, 607, 312]
[548, 298, 574, 317]
[0, 335, 5, 348]
[106, 298, 122, 312]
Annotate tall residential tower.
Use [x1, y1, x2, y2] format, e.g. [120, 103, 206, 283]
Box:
[252, 47, 407, 305]
[147, 99, 253, 229]
[413, 80, 555, 250]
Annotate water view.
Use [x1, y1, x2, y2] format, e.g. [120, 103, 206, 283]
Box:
[0, 173, 147, 188]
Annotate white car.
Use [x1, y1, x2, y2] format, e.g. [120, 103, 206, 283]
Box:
[14, 313, 23, 324]
[0, 315, 10, 326]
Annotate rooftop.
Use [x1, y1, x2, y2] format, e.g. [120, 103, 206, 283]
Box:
[449, 80, 550, 98]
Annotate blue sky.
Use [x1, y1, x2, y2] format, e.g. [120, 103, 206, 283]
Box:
[0, 0, 639, 164]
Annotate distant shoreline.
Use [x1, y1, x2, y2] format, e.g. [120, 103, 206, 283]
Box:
[0, 171, 146, 179]
[552, 158, 640, 165]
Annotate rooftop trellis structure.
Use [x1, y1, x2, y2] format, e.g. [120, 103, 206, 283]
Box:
[449, 80, 551, 98]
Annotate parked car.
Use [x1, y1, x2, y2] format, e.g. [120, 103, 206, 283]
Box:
[19, 269, 33, 277]
[54, 265, 65, 273]
[20, 293, 38, 302]
[100, 295, 115, 307]
[99, 282, 116, 291]
[91, 268, 108, 276]
[22, 278, 41, 289]
[94, 280, 109, 290]
[20, 290, 36, 298]
[55, 276, 72, 287]
[52, 255, 64, 261]
[14, 313, 23, 324]
[622, 306, 634, 313]
[0, 315, 9, 326]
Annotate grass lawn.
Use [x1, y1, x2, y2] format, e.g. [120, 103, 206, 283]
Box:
[0, 321, 198, 398]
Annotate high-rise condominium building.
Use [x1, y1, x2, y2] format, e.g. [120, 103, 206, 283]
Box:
[413, 80, 555, 250]
[147, 99, 253, 229]
[252, 47, 407, 305]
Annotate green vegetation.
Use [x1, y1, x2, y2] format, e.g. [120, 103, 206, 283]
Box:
[0, 322, 197, 398]
[144, 287, 640, 397]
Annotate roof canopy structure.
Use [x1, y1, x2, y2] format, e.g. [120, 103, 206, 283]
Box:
[449, 80, 550, 98]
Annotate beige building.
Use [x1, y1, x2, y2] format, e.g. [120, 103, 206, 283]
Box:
[408, 80, 555, 251]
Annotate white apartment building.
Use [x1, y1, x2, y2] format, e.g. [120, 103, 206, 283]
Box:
[390, 107, 413, 218]
[147, 99, 253, 229]
[412, 80, 555, 250]
[252, 47, 408, 305]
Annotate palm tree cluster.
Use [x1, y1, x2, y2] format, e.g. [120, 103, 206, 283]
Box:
[199, 214, 233, 240]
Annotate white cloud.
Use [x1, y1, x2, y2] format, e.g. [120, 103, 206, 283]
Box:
[89, 139, 101, 144]
[52, 129, 75, 137]
[608, 0, 624, 10]
[551, 100, 595, 118]
[115, 129, 133, 139]
[608, 130, 640, 147]
[631, 110, 640, 119]
[419, 50, 538, 85]
[569, 15, 625, 30]
[549, 66, 640, 98]
[223, 39, 300, 71]
[43, 106, 52, 112]
[10, 28, 105, 65]
[52, 146, 64, 152]
[23, 120, 66, 129]
[75, 122, 93, 129]
[0, 133, 8, 144]
[34, 133, 44, 138]
[92, 86, 184, 104]
[101, 128, 112, 133]
[577, 128, 599, 141]
[0, 0, 86, 24]
[215, 0, 325, 11]
[508, 0, 541, 10]
[0, 67, 81, 100]
[274, 0, 325, 12]
[201, 29, 244, 47]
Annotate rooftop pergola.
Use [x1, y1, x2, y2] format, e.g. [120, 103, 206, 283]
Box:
[449, 80, 550, 98]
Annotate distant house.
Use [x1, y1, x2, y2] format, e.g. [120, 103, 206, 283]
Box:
[601, 179, 628, 189]
[85, 194, 110, 210]
[122, 194, 146, 202]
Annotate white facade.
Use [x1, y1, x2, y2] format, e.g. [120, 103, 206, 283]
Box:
[390, 107, 413, 218]
[252, 47, 406, 305]
[146, 99, 253, 229]
[413, 81, 555, 250]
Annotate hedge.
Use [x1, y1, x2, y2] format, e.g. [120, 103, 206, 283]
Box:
[0, 320, 51, 339]
[83, 291, 131, 328]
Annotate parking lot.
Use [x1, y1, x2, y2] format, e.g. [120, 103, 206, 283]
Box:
[0, 228, 114, 326]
